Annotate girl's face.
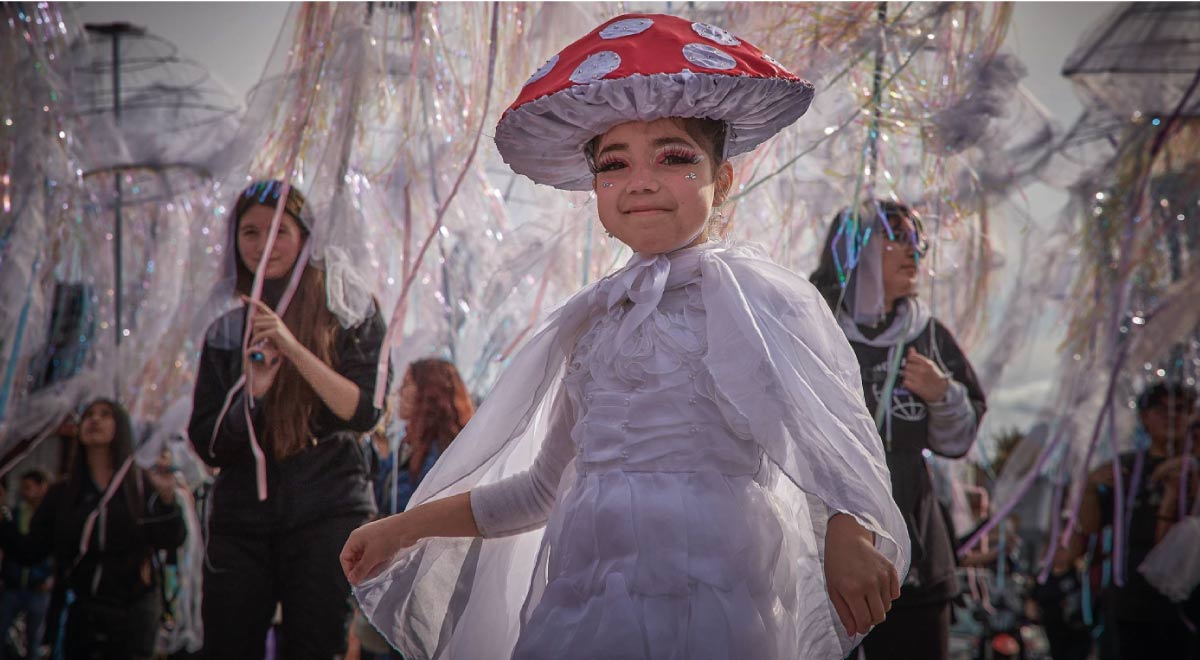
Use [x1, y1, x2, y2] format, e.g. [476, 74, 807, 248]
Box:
[397, 371, 417, 421]
[592, 118, 733, 255]
[236, 205, 306, 280]
[79, 402, 116, 448]
[880, 214, 925, 304]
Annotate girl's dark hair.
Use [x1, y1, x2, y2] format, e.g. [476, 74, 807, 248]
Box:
[402, 359, 474, 481]
[1137, 382, 1198, 412]
[809, 200, 920, 313]
[584, 117, 728, 174]
[230, 181, 338, 459]
[66, 398, 143, 519]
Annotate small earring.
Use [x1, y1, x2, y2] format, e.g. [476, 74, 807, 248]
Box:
[605, 230, 614, 238]
[685, 172, 698, 180]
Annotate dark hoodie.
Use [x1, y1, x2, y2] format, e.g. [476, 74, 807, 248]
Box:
[0, 400, 185, 606]
[187, 189, 387, 533]
[0, 474, 185, 604]
[838, 297, 986, 606]
[187, 283, 386, 533]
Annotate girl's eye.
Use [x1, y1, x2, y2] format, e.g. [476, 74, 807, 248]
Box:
[595, 157, 627, 173]
[658, 147, 702, 166]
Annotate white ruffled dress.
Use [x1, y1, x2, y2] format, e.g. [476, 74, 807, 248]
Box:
[355, 242, 909, 660]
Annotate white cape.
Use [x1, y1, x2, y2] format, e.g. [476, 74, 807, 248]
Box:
[355, 241, 910, 659]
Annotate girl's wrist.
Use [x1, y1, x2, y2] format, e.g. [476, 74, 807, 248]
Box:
[278, 335, 301, 359]
[387, 510, 419, 546]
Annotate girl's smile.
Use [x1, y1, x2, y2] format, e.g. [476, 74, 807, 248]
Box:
[592, 118, 732, 255]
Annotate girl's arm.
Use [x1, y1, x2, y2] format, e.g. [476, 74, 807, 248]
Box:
[341, 491, 480, 585]
[908, 321, 987, 458]
[342, 395, 576, 585]
[285, 336, 362, 421]
[142, 466, 188, 551]
[467, 397, 575, 537]
[1153, 456, 1199, 543]
[246, 297, 386, 428]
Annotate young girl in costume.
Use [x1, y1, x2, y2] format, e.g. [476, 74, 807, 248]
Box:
[342, 14, 910, 660]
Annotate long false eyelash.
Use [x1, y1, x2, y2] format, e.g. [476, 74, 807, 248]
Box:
[594, 155, 627, 172]
[658, 146, 704, 165]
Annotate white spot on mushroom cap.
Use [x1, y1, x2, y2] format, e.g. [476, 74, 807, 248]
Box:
[526, 53, 558, 86]
[692, 22, 740, 47]
[570, 51, 622, 84]
[600, 17, 653, 39]
[682, 43, 737, 71]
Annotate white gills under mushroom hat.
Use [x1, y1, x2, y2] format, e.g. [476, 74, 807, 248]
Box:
[495, 13, 816, 191]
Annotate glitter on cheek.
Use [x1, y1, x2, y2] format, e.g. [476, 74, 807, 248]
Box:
[602, 182, 614, 188]
[686, 172, 698, 180]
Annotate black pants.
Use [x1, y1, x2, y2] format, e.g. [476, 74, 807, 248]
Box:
[1042, 621, 1092, 660]
[1112, 618, 1200, 660]
[202, 513, 367, 660]
[860, 600, 950, 660]
[62, 588, 161, 660]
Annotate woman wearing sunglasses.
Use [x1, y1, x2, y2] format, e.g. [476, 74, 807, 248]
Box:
[811, 200, 987, 660]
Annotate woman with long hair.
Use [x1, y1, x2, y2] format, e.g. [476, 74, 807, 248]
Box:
[0, 398, 185, 660]
[811, 200, 987, 660]
[376, 359, 474, 517]
[187, 180, 388, 660]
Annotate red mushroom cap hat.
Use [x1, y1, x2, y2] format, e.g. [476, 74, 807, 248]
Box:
[495, 13, 815, 191]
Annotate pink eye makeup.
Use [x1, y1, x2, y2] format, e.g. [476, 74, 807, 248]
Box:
[594, 155, 628, 173]
[656, 146, 704, 166]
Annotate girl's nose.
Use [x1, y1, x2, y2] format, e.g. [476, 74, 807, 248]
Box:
[625, 168, 659, 193]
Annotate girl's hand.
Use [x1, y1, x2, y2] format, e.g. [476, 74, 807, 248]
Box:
[824, 513, 900, 636]
[341, 513, 420, 586]
[1086, 462, 1126, 489]
[901, 348, 950, 402]
[243, 296, 301, 358]
[244, 340, 283, 398]
[1150, 455, 1199, 490]
[146, 453, 178, 505]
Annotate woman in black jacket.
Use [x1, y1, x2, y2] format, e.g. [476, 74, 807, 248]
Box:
[812, 200, 986, 660]
[188, 180, 387, 660]
[0, 398, 185, 660]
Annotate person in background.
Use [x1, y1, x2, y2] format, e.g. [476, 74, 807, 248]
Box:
[811, 200, 987, 660]
[0, 469, 53, 660]
[0, 398, 185, 660]
[382, 358, 474, 517]
[350, 358, 474, 660]
[188, 180, 388, 660]
[1073, 382, 1198, 659]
